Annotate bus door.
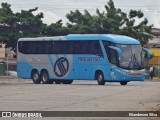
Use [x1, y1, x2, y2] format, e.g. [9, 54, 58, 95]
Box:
[102, 41, 119, 80]
[72, 55, 86, 79]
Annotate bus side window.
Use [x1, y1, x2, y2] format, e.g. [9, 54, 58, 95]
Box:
[49, 42, 54, 54]
[102, 41, 111, 61]
[45, 42, 50, 54]
[25, 42, 31, 54]
[19, 41, 27, 54]
[50, 42, 57, 54]
[77, 40, 102, 55]
[62, 41, 74, 54]
[25, 42, 36, 54]
[74, 41, 83, 54]
[88, 41, 95, 54]
[110, 49, 118, 65]
[81, 41, 88, 54]
[36, 42, 42, 54]
[18, 41, 24, 53]
[93, 41, 102, 55]
[52, 41, 63, 54]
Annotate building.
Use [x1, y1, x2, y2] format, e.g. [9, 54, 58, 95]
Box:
[0, 44, 5, 59]
[148, 28, 160, 65]
[0, 44, 16, 74]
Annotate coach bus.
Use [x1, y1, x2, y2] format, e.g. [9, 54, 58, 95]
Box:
[17, 34, 150, 85]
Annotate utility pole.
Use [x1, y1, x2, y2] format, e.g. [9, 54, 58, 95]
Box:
[6, 48, 9, 76]
[5, 47, 10, 76]
[158, 58, 160, 79]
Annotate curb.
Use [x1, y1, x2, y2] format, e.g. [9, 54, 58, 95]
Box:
[0, 76, 17, 80]
[145, 79, 160, 82]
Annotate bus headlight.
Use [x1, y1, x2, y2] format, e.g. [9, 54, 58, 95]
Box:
[128, 69, 145, 75]
[123, 70, 129, 74]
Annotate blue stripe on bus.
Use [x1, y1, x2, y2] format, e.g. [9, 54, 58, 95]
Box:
[48, 55, 54, 68]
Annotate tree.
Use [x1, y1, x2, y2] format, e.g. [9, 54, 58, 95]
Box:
[0, 0, 153, 51]
[0, 3, 44, 52]
[66, 10, 100, 34]
[43, 19, 70, 36]
[66, 0, 153, 45]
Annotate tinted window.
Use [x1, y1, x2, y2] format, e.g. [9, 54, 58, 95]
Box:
[62, 41, 74, 54]
[110, 49, 118, 65]
[51, 42, 63, 54]
[18, 41, 50, 54]
[74, 41, 102, 54]
[103, 41, 111, 61]
[103, 41, 118, 65]
[18, 40, 102, 55]
[18, 41, 24, 53]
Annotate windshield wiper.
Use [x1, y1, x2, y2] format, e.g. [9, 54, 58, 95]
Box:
[128, 54, 134, 70]
[128, 54, 141, 70]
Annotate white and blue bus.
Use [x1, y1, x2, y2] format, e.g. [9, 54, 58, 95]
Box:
[17, 34, 150, 85]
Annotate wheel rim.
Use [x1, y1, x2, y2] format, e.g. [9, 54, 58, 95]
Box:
[33, 74, 39, 81]
[42, 73, 48, 82]
[98, 74, 102, 81]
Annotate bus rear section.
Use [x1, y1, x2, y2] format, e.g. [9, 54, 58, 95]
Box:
[17, 37, 106, 84]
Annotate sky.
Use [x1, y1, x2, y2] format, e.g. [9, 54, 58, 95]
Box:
[0, 0, 160, 28]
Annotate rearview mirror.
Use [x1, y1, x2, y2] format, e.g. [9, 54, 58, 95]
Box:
[143, 48, 150, 59]
[109, 46, 122, 60]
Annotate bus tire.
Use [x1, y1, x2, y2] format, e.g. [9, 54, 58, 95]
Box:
[31, 70, 41, 84]
[55, 80, 62, 84]
[120, 81, 128, 85]
[62, 80, 73, 84]
[41, 71, 53, 84]
[96, 72, 105, 85]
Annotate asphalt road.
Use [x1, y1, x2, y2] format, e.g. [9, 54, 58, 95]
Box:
[0, 78, 160, 120]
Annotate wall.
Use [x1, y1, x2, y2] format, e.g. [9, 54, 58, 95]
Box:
[149, 48, 160, 65]
[0, 45, 5, 58]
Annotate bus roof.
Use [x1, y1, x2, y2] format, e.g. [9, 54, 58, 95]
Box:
[18, 34, 140, 44]
[67, 34, 140, 44]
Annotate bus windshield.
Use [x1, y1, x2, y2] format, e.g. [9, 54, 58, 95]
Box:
[116, 44, 144, 70]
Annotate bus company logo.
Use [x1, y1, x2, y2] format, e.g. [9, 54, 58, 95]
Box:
[2, 112, 11, 117]
[54, 57, 69, 77]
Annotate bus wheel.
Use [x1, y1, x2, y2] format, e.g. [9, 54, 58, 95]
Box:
[96, 72, 105, 85]
[120, 81, 128, 85]
[41, 71, 53, 84]
[55, 80, 62, 84]
[31, 70, 41, 84]
[62, 80, 73, 84]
